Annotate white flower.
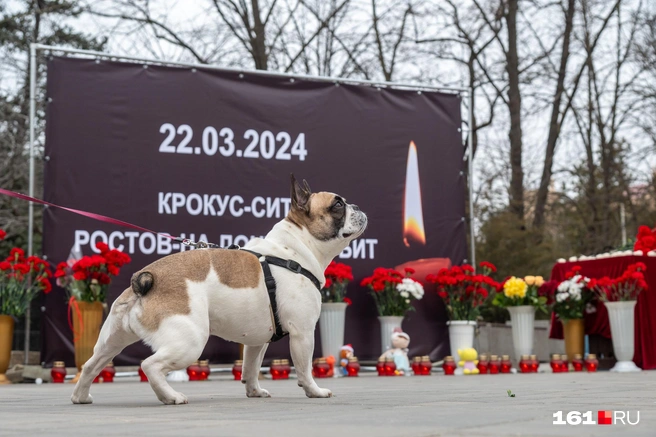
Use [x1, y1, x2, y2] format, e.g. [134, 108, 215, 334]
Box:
[569, 256, 578, 262]
[556, 293, 568, 303]
[396, 278, 424, 301]
[557, 258, 566, 263]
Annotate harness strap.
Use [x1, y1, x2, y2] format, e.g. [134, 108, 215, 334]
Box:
[229, 246, 321, 343]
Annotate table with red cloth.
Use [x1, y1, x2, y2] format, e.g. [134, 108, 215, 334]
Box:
[548, 255, 656, 370]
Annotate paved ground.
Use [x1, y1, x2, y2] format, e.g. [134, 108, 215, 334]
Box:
[0, 371, 653, 436]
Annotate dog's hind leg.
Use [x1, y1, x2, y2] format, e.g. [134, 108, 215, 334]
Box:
[242, 343, 270, 398]
[71, 305, 138, 404]
[142, 320, 208, 405]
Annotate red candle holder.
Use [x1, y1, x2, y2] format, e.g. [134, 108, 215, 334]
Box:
[346, 357, 360, 377]
[571, 354, 584, 372]
[271, 360, 284, 380]
[187, 361, 201, 381]
[560, 354, 569, 373]
[550, 354, 563, 373]
[419, 356, 432, 375]
[100, 362, 116, 383]
[198, 360, 210, 381]
[477, 354, 489, 374]
[529, 354, 539, 373]
[280, 359, 292, 379]
[51, 361, 66, 383]
[384, 358, 397, 376]
[489, 355, 500, 374]
[312, 358, 330, 378]
[376, 358, 386, 376]
[411, 357, 422, 375]
[519, 355, 530, 373]
[584, 354, 598, 372]
[232, 360, 243, 381]
[442, 356, 456, 375]
[139, 361, 149, 382]
[500, 355, 512, 374]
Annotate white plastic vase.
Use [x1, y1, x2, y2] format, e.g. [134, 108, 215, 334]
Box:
[507, 305, 536, 361]
[605, 301, 641, 372]
[319, 303, 348, 362]
[447, 320, 476, 362]
[378, 316, 404, 354]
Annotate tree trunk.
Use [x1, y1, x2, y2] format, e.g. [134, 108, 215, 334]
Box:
[505, 0, 524, 220]
[533, 0, 576, 228]
[250, 0, 268, 70]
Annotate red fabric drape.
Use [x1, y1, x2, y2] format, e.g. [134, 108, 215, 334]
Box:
[548, 256, 656, 369]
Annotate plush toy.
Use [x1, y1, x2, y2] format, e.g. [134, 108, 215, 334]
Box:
[379, 328, 411, 375]
[458, 348, 480, 374]
[339, 344, 354, 376]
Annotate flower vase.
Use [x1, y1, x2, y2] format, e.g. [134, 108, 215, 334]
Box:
[605, 301, 641, 372]
[319, 303, 348, 364]
[378, 316, 404, 354]
[71, 301, 104, 383]
[0, 315, 14, 384]
[447, 320, 476, 362]
[562, 318, 584, 359]
[507, 305, 536, 362]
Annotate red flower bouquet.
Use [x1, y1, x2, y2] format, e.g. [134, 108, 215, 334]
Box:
[634, 226, 656, 252]
[55, 242, 131, 303]
[0, 230, 52, 316]
[589, 263, 648, 302]
[321, 261, 354, 303]
[361, 267, 424, 316]
[426, 262, 500, 321]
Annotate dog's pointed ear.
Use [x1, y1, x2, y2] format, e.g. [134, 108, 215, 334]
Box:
[290, 173, 311, 212]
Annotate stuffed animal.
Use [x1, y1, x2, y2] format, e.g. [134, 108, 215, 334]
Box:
[339, 344, 354, 376]
[379, 328, 411, 375]
[458, 348, 480, 374]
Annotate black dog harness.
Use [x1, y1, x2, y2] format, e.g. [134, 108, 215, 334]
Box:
[227, 245, 322, 342]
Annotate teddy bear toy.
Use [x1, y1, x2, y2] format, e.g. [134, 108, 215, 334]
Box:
[339, 344, 354, 376]
[378, 328, 411, 375]
[458, 348, 480, 374]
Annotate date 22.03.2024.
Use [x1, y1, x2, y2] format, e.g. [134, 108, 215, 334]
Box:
[157, 123, 308, 161]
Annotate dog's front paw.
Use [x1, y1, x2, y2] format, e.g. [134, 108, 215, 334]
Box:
[71, 393, 93, 404]
[160, 392, 188, 405]
[246, 387, 271, 398]
[305, 387, 332, 398]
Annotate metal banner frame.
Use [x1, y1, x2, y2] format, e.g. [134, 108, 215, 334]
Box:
[26, 43, 475, 359]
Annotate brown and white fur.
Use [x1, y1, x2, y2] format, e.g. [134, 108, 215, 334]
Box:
[71, 175, 367, 405]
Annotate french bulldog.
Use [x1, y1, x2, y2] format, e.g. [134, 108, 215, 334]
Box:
[71, 175, 367, 405]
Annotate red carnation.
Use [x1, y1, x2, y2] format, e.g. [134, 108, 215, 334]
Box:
[73, 271, 87, 281]
[40, 278, 52, 294]
[324, 278, 333, 289]
[343, 297, 352, 306]
[0, 229, 6, 241]
[404, 267, 416, 275]
[8, 247, 25, 262]
[12, 263, 30, 274]
[96, 242, 110, 254]
[0, 261, 11, 271]
[438, 291, 447, 299]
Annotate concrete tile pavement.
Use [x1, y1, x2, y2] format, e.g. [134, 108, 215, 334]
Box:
[0, 372, 653, 436]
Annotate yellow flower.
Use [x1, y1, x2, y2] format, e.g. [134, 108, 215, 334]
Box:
[535, 276, 544, 287]
[503, 277, 527, 299]
[524, 276, 536, 286]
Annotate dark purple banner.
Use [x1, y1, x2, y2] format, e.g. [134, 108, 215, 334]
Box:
[41, 56, 466, 364]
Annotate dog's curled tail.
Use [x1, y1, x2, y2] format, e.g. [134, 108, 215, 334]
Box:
[131, 271, 154, 297]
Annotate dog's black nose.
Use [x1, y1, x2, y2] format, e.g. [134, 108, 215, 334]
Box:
[352, 204, 360, 211]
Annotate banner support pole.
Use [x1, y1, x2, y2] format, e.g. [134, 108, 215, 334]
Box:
[25, 43, 37, 364]
[467, 87, 476, 269]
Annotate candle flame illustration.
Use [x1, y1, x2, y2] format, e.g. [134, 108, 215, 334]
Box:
[403, 141, 426, 247]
